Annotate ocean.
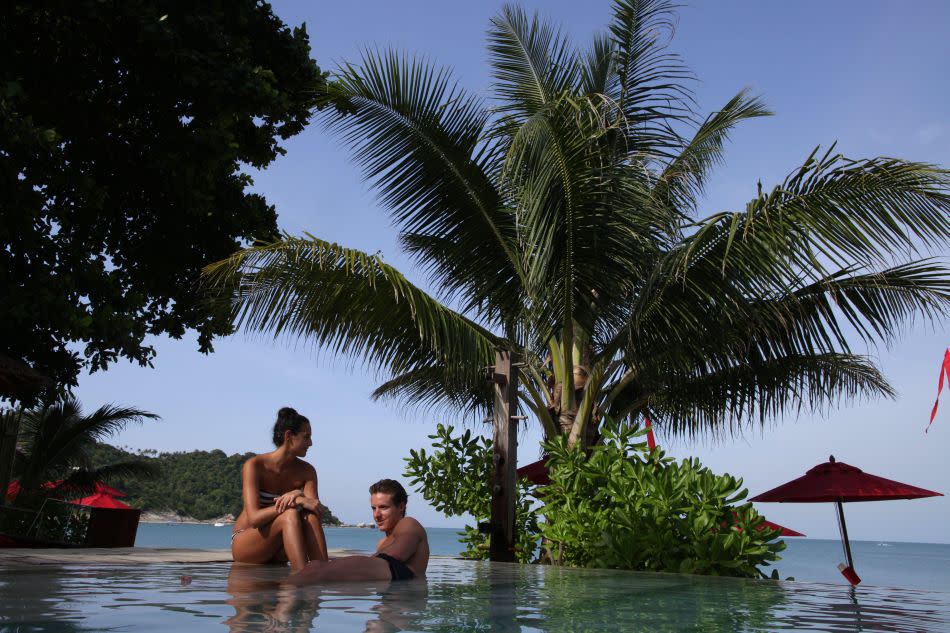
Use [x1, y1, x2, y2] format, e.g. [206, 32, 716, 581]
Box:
[135, 524, 950, 591]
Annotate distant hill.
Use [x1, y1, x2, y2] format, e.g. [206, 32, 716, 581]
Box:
[88, 443, 341, 524]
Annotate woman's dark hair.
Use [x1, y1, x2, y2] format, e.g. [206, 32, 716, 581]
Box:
[369, 479, 408, 507]
[272, 407, 310, 446]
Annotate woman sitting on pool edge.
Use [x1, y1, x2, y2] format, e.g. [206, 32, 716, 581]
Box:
[290, 479, 429, 582]
[231, 407, 329, 571]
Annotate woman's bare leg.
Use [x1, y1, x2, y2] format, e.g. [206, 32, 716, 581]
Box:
[232, 511, 310, 571]
[302, 511, 329, 562]
[279, 510, 308, 570]
[289, 555, 391, 583]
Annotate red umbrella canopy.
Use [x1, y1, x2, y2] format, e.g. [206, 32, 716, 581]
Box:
[92, 482, 127, 497]
[750, 457, 943, 503]
[6, 480, 128, 501]
[516, 459, 551, 486]
[728, 511, 805, 537]
[5, 481, 21, 501]
[70, 492, 131, 509]
[761, 520, 805, 537]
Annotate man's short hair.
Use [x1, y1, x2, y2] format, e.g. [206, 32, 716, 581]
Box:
[369, 479, 408, 507]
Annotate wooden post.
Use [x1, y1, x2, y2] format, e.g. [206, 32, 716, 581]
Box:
[489, 350, 519, 562]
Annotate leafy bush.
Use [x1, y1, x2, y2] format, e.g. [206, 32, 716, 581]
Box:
[539, 419, 785, 578]
[405, 420, 786, 578]
[403, 424, 539, 562]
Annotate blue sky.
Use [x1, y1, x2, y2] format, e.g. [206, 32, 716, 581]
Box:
[76, 1, 949, 542]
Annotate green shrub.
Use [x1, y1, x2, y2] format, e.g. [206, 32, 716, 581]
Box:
[403, 424, 539, 562]
[405, 419, 786, 578]
[539, 419, 785, 578]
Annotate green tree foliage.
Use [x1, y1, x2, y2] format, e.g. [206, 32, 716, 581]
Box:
[404, 424, 539, 562]
[405, 421, 785, 578]
[0, 1, 327, 389]
[9, 399, 159, 506]
[207, 0, 950, 447]
[87, 443, 341, 524]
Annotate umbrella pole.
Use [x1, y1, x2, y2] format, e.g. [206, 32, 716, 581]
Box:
[835, 500, 856, 571]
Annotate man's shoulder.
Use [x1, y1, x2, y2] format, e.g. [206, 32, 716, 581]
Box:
[395, 516, 426, 536]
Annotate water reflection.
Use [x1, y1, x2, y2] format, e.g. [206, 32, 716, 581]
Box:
[219, 559, 950, 632]
[225, 563, 317, 632]
[772, 582, 950, 632]
[362, 581, 429, 633]
[1, 558, 948, 632]
[415, 561, 792, 632]
[224, 564, 430, 633]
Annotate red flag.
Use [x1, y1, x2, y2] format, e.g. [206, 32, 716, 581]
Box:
[927, 348, 950, 433]
[644, 414, 657, 451]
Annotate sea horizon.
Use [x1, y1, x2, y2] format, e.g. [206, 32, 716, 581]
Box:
[133, 524, 950, 592]
[143, 520, 950, 547]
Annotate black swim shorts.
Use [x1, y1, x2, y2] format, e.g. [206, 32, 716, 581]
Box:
[376, 553, 415, 580]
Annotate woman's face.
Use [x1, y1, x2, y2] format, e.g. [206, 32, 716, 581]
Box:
[287, 422, 313, 456]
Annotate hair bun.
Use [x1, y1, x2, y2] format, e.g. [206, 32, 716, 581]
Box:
[272, 407, 309, 446]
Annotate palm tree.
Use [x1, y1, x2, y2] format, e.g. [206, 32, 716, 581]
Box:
[8, 399, 158, 504]
[205, 0, 949, 448]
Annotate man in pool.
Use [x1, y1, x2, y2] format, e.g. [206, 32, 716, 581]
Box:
[290, 479, 429, 583]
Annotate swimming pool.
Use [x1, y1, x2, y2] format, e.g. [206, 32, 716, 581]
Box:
[1, 557, 948, 632]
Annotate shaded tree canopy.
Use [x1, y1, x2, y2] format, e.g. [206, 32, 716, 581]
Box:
[0, 1, 326, 389]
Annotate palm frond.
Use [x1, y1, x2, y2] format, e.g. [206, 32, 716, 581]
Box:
[620, 256, 948, 388]
[634, 354, 893, 440]
[655, 90, 772, 213]
[370, 363, 494, 418]
[14, 400, 157, 492]
[82, 461, 159, 483]
[702, 151, 950, 275]
[606, 0, 694, 160]
[488, 4, 579, 122]
[580, 32, 615, 96]
[622, 155, 950, 356]
[203, 235, 499, 380]
[325, 49, 523, 316]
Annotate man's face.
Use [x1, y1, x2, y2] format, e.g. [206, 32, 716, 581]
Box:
[370, 492, 405, 532]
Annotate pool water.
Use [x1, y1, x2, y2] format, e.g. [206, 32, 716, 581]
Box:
[2, 558, 948, 632]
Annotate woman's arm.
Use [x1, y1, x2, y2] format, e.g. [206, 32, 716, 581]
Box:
[294, 467, 322, 518]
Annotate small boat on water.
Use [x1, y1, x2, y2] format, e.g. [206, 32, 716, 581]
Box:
[213, 522, 225, 527]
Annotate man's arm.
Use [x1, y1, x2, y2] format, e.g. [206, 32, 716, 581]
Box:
[375, 518, 424, 562]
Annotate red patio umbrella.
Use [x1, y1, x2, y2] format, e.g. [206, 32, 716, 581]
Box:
[70, 492, 132, 509]
[750, 455, 943, 585]
[7, 480, 129, 501]
[91, 482, 127, 497]
[753, 519, 805, 538]
[726, 512, 804, 538]
[516, 459, 550, 486]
